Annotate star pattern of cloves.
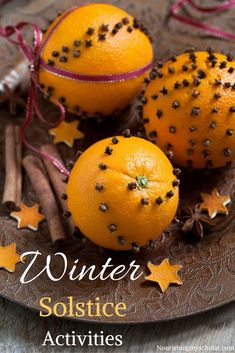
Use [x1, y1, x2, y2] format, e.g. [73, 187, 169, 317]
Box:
[39, 13, 152, 114]
[44, 17, 151, 67]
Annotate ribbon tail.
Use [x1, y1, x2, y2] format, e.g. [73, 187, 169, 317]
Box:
[172, 13, 235, 41]
[187, 0, 235, 13]
[0, 22, 70, 177]
[20, 82, 70, 177]
[32, 82, 66, 127]
[171, 0, 235, 41]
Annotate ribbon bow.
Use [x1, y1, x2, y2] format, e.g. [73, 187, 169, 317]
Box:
[0, 22, 69, 176]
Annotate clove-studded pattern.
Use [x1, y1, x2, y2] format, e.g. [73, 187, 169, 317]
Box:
[66, 134, 179, 251]
[38, 4, 153, 117]
[141, 49, 235, 169]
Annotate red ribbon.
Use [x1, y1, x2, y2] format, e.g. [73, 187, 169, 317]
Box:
[39, 6, 153, 82]
[171, 0, 235, 41]
[0, 6, 153, 177]
[2, 1, 234, 177]
[0, 22, 69, 176]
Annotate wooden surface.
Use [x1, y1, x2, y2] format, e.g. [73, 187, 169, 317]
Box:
[0, 297, 234, 352]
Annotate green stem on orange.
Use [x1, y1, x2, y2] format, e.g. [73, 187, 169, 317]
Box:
[136, 175, 148, 188]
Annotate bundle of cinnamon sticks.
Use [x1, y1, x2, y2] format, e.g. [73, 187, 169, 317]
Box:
[2, 124, 75, 243]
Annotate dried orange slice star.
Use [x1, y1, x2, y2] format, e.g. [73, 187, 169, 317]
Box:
[10, 203, 45, 231]
[49, 120, 84, 147]
[0, 243, 24, 272]
[200, 188, 231, 219]
[145, 258, 182, 292]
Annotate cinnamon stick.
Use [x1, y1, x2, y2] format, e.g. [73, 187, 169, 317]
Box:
[15, 126, 22, 207]
[40, 144, 75, 233]
[2, 124, 22, 211]
[22, 155, 66, 242]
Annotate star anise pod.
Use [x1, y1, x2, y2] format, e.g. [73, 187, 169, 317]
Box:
[181, 204, 215, 239]
[0, 84, 26, 115]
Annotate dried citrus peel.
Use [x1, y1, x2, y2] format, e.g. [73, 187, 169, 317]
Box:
[200, 188, 231, 219]
[0, 243, 24, 272]
[49, 120, 84, 147]
[10, 202, 45, 231]
[145, 258, 182, 292]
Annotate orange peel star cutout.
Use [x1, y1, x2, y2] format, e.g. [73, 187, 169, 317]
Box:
[145, 258, 182, 292]
[0, 243, 24, 272]
[10, 203, 45, 231]
[49, 120, 84, 147]
[200, 188, 231, 219]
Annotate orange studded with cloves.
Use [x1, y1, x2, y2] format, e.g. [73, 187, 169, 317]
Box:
[142, 50, 235, 169]
[67, 135, 179, 251]
[38, 3, 153, 116]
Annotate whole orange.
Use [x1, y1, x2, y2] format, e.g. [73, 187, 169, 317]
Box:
[143, 50, 235, 169]
[67, 136, 179, 251]
[38, 4, 153, 116]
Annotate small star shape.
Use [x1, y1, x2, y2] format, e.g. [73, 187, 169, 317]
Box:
[200, 188, 231, 219]
[49, 120, 84, 147]
[10, 203, 45, 231]
[145, 258, 182, 292]
[0, 243, 23, 272]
